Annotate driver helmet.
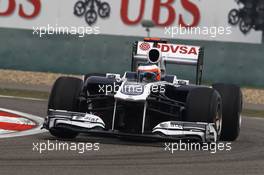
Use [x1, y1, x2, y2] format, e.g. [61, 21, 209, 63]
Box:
[137, 64, 161, 82]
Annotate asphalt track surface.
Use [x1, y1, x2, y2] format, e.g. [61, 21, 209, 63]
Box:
[0, 97, 263, 175]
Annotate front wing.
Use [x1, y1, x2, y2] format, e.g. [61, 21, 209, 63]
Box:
[43, 110, 217, 142]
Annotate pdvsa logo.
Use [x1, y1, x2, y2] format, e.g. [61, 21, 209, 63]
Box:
[74, 0, 111, 26]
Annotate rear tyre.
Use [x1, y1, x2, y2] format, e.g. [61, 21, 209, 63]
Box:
[213, 84, 242, 141]
[48, 77, 83, 139]
[185, 88, 222, 140]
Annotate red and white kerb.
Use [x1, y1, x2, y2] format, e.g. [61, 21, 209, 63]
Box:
[0, 111, 37, 134]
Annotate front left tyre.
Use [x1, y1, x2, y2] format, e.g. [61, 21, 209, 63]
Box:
[48, 77, 83, 139]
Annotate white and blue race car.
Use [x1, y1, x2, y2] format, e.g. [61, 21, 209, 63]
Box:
[43, 38, 242, 142]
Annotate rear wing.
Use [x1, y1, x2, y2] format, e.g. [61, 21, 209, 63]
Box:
[131, 40, 204, 85]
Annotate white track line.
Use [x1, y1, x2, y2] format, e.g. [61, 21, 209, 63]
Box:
[0, 108, 46, 138]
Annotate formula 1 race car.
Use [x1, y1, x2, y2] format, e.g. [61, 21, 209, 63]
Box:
[43, 38, 243, 142]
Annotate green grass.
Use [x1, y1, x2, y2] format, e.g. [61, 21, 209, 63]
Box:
[0, 88, 49, 100]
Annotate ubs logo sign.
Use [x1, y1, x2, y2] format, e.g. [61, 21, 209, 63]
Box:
[74, 0, 111, 26]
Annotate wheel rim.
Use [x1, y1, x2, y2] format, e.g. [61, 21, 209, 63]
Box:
[239, 114, 242, 129]
[215, 104, 222, 137]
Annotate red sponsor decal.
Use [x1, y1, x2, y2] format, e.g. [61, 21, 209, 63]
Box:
[0, 0, 41, 19]
[121, 0, 145, 25]
[157, 44, 198, 55]
[121, 0, 200, 27]
[139, 42, 151, 51]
